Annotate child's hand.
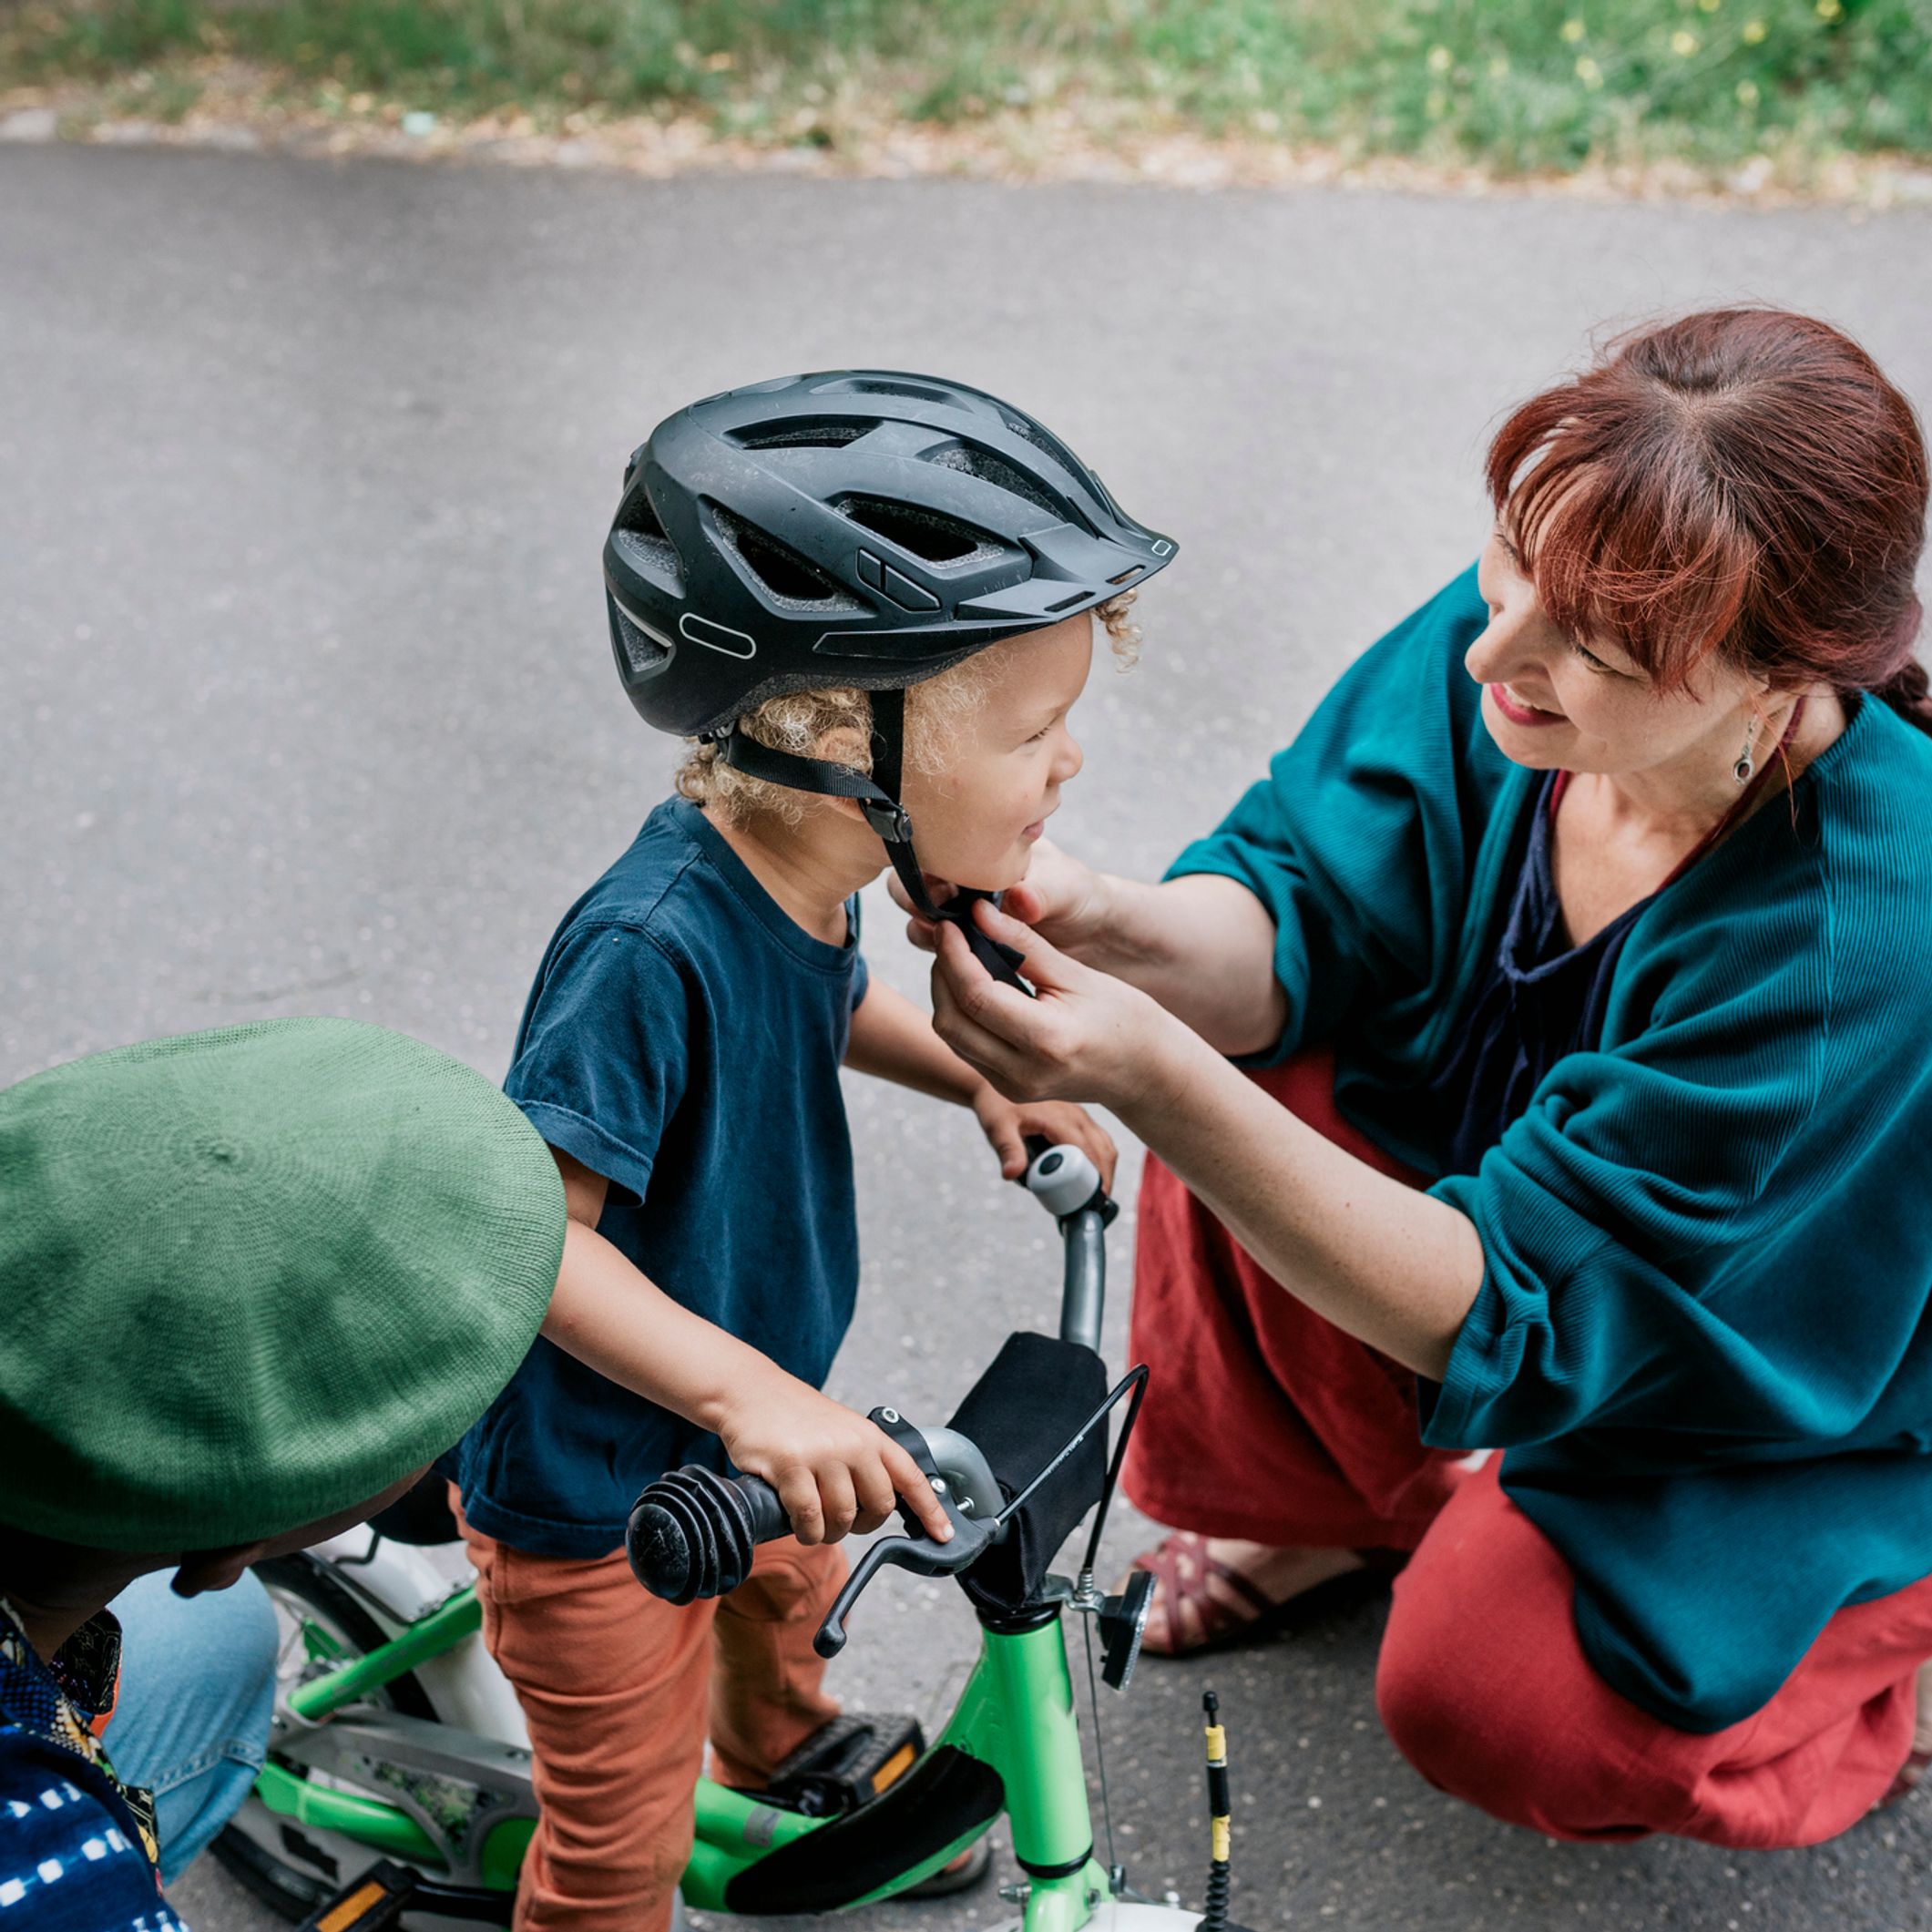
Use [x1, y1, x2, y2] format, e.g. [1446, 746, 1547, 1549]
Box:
[715, 1368, 955, 1548]
[970, 1087, 1119, 1191]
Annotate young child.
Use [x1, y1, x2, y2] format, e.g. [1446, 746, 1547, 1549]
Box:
[447, 370, 1176, 1932]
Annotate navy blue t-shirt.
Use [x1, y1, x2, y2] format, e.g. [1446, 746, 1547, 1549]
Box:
[449, 797, 870, 1558]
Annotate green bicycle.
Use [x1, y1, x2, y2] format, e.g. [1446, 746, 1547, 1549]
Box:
[218, 1142, 1242, 1931]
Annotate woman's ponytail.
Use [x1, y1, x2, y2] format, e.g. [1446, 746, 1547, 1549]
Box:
[1875, 655, 1932, 738]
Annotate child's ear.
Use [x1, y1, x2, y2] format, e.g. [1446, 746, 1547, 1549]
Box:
[814, 724, 871, 771]
[807, 724, 874, 827]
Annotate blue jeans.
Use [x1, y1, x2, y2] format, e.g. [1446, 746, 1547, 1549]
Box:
[102, 1570, 280, 1884]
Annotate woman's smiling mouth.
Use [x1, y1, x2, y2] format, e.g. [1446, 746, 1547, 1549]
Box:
[1489, 682, 1569, 728]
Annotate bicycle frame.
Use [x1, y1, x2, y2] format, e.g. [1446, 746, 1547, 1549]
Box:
[256, 1143, 1136, 1927]
[258, 1584, 1108, 1926]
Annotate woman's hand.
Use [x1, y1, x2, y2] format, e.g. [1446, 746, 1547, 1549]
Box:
[713, 1365, 954, 1549]
[891, 838, 1115, 963]
[970, 1085, 1119, 1188]
[930, 898, 1179, 1116]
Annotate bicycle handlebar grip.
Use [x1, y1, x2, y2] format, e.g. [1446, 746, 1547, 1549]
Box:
[626, 1465, 790, 1605]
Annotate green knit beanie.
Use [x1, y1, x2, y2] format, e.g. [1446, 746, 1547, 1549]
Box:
[0, 1018, 565, 1550]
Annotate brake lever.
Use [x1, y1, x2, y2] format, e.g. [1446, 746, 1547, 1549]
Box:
[813, 1406, 1001, 1659]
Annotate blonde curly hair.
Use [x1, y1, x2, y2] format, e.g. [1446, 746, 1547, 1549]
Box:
[677, 590, 1142, 826]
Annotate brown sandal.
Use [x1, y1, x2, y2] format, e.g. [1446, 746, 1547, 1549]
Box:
[1129, 1532, 1405, 1659]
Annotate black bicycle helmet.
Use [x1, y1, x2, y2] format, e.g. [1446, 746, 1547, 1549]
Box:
[605, 369, 1175, 738]
[603, 370, 1177, 987]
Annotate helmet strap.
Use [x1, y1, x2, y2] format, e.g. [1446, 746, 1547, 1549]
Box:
[710, 705, 1034, 996]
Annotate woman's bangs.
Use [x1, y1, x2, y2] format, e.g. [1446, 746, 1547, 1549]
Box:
[1492, 409, 1755, 692]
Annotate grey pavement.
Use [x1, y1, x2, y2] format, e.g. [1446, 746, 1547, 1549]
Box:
[6, 144, 1932, 1930]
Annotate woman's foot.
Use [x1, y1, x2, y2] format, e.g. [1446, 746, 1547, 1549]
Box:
[1874, 1661, 1932, 1810]
[1130, 1533, 1382, 1657]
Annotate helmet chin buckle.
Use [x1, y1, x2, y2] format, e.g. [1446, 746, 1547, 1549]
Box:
[861, 799, 915, 847]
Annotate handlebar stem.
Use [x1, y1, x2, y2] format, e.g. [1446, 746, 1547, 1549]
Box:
[1058, 1209, 1106, 1355]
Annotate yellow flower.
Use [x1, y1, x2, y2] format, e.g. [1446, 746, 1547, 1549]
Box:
[1561, 17, 1587, 42]
[1743, 17, 1767, 40]
[1575, 54, 1604, 86]
[1736, 78, 1760, 104]
[1427, 44, 1453, 73]
[1671, 26, 1699, 53]
[1699, 0, 1722, 9]
[1489, 53, 1512, 77]
[1816, 0, 1842, 16]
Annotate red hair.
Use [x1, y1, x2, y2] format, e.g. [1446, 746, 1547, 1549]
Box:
[1487, 308, 1932, 733]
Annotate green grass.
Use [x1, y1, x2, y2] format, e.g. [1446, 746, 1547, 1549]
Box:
[6, 0, 1932, 178]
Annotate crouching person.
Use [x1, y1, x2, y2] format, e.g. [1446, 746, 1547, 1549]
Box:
[0, 1018, 568, 1927]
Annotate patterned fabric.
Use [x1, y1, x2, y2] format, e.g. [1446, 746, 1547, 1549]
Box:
[0, 1593, 181, 1929]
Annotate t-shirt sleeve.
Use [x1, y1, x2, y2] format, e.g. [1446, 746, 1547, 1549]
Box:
[1166, 567, 1490, 1064]
[1419, 890, 1927, 1450]
[505, 921, 692, 1205]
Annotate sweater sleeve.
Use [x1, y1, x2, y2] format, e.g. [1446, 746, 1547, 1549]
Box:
[1166, 566, 1498, 1063]
[1421, 833, 1932, 1450]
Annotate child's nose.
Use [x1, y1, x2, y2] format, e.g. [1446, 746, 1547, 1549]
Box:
[1056, 733, 1084, 783]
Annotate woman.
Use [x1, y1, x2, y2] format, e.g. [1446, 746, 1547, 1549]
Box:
[913, 308, 1932, 1847]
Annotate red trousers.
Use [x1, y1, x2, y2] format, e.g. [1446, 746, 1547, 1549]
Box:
[455, 1495, 843, 1932]
[1122, 1050, 1932, 1848]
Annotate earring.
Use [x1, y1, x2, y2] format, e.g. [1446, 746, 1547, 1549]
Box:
[1733, 712, 1761, 787]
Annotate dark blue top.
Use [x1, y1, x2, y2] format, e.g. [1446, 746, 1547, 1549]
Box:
[449, 798, 870, 1559]
[1429, 772, 1653, 1176]
[0, 1600, 180, 1931]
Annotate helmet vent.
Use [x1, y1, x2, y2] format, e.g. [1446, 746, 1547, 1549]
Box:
[613, 490, 684, 590]
[711, 506, 864, 613]
[730, 418, 869, 452]
[613, 605, 671, 676]
[1002, 414, 1088, 478]
[925, 443, 1080, 528]
[817, 377, 956, 404]
[835, 496, 996, 567]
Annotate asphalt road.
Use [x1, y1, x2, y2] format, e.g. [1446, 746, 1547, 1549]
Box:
[6, 142, 1932, 1931]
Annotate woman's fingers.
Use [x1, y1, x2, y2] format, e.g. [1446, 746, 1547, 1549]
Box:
[967, 896, 1087, 997]
[1000, 878, 1045, 924]
[931, 932, 1043, 1092]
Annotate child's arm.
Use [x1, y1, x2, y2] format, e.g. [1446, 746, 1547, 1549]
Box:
[537, 1148, 952, 1547]
[845, 976, 1117, 1188]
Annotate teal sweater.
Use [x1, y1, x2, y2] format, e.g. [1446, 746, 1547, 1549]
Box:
[1171, 566, 1932, 1733]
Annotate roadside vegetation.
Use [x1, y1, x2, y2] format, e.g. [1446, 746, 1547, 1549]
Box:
[5, 0, 1931, 187]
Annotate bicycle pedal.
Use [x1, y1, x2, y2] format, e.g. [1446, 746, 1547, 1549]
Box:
[296, 1859, 417, 1932]
[759, 1712, 925, 1817]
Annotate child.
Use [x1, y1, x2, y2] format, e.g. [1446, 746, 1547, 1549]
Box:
[447, 370, 1176, 1932]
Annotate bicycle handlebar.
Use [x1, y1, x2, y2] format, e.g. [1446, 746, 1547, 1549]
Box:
[625, 1142, 1117, 1617]
[626, 1462, 791, 1606]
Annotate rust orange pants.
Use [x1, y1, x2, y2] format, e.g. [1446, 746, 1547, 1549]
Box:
[1122, 1048, 1932, 1847]
[455, 1496, 844, 1932]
